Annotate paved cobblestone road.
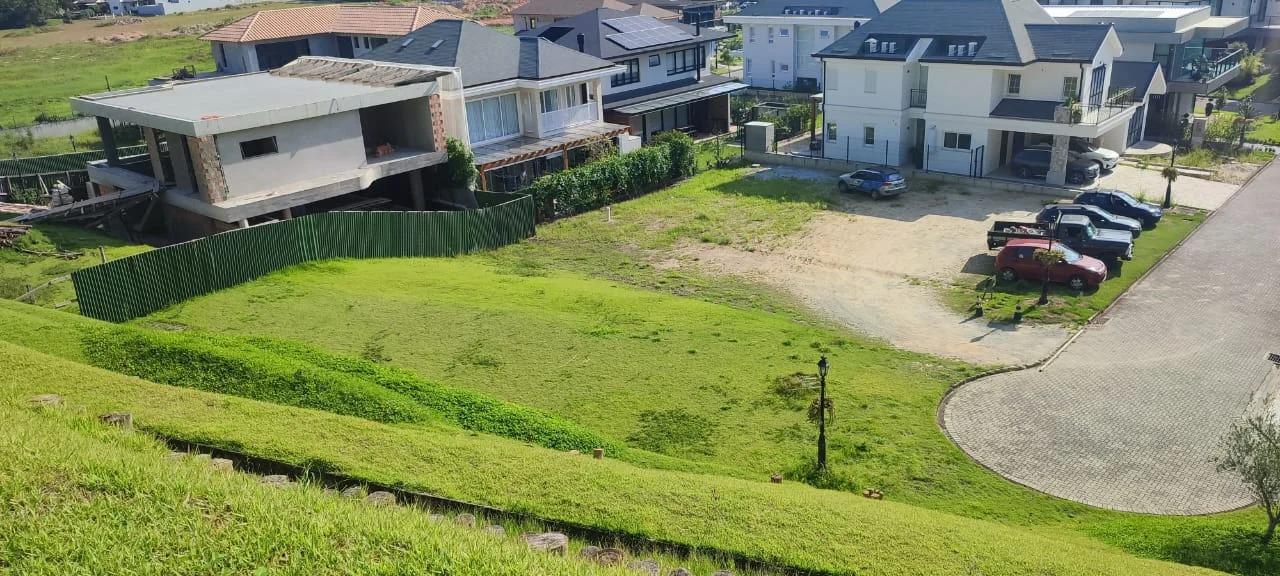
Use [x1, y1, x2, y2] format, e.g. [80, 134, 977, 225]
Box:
[942, 161, 1280, 514]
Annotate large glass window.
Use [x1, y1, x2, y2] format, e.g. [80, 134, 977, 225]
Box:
[611, 58, 640, 87]
[943, 131, 972, 150]
[1062, 76, 1078, 100]
[667, 47, 703, 75]
[466, 93, 520, 143]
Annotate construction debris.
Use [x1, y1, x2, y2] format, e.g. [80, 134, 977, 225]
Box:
[0, 225, 30, 247]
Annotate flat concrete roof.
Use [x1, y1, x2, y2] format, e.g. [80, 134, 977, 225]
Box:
[1043, 5, 1205, 19]
[71, 68, 443, 137]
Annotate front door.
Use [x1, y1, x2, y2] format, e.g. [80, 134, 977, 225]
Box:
[1089, 65, 1107, 106]
[1127, 104, 1145, 146]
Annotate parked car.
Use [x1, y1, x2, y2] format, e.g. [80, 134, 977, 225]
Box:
[1074, 189, 1163, 228]
[1069, 138, 1120, 171]
[1010, 148, 1099, 185]
[996, 239, 1108, 290]
[838, 167, 907, 199]
[1028, 143, 1116, 173]
[1036, 203, 1142, 238]
[988, 214, 1133, 263]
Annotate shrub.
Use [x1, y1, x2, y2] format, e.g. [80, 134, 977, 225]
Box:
[443, 137, 477, 190]
[525, 141, 682, 221]
[650, 130, 695, 178]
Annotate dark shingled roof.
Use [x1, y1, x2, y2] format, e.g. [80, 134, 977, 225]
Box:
[1110, 60, 1161, 100]
[363, 19, 616, 88]
[816, 0, 1110, 65]
[517, 8, 730, 60]
[735, 0, 882, 18]
[989, 98, 1059, 121]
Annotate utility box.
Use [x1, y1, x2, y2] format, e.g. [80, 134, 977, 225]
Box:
[744, 121, 775, 153]
[617, 134, 642, 155]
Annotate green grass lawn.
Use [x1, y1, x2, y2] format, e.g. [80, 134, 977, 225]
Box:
[0, 333, 1236, 576]
[1224, 74, 1276, 101]
[1208, 111, 1280, 146]
[0, 224, 150, 308]
[0, 127, 144, 158]
[943, 209, 1207, 325]
[0, 36, 211, 127]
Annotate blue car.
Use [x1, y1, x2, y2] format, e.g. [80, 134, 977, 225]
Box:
[837, 167, 907, 199]
[1074, 189, 1163, 229]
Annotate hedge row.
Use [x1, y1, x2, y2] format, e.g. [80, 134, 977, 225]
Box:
[79, 325, 623, 454]
[526, 132, 695, 221]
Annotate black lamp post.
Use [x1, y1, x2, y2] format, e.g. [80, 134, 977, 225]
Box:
[817, 355, 829, 470]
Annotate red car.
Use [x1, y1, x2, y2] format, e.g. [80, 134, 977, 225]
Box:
[995, 239, 1107, 290]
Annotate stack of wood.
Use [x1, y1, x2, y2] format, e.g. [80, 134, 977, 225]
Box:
[0, 225, 31, 247]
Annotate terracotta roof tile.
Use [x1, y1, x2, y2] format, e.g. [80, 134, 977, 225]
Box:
[201, 4, 452, 43]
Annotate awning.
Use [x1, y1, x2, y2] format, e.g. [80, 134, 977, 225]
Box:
[473, 122, 630, 170]
[610, 78, 748, 116]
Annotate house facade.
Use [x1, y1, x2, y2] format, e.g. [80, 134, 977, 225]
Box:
[71, 58, 467, 241]
[520, 9, 745, 142]
[621, 0, 724, 26]
[1037, 0, 1280, 47]
[107, 0, 250, 16]
[1043, 5, 1247, 137]
[512, 0, 678, 32]
[365, 20, 633, 192]
[817, 0, 1164, 185]
[202, 5, 451, 74]
[725, 0, 887, 91]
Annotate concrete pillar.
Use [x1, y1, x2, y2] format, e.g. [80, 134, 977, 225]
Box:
[1046, 134, 1069, 186]
[1190, 117, 1207, 148]
[237, 219, 249, 229]
[142, 128, 167, 182]
[186, 136, 229, 203]
[280, 208, 293, 220]
[427, 93, 447, 152]
[409, 169, 425, 211]
[98, 117, 120, 166]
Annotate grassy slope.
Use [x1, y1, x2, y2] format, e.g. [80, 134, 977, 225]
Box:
[0, 36, 211, 126]
[0, 337, 1226, 576]
[943, 209, 1207, 325]
[0, 225, 149, 307]
[1, 392, 636, 576]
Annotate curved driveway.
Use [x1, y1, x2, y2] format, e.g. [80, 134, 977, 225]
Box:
[942, 161, 1280, 515]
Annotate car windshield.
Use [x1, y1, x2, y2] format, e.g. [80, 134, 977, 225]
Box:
[1112, 191, 1140, 206]
[1084, 221, 1099, 236]
[1056, 245, 1083, 262]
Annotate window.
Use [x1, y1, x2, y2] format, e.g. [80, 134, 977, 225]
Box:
[864, 69, 877, 93]
[611, 58, 640, 87]
[369, 37, 388, 49]
[827, 122, 837, 141]
[942, 131, 972, 150]
[239, 136, 278, 159]
[745, 58, 752, 73]
[819, 29, 830, 39]
[780, 28, 789, 37]
[539, 89, 561, 113]
[667, 47, 702, 75]
[767, 26, 774, 43]
[1062, 76, 1078, 100]
[361, 37, 370, 49]
[649, 54, 661, 67]
[863, 125, 875, 146]
[1007, 74, 1021, 95]
[749, 26, 756, 42]
[527, 17, 537, 28]
[465, 93, 520, 143]
[780, 64, 789, 71]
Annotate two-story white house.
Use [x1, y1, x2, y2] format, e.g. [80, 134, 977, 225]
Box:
[69, 58, 467, 241]
[1043, 5, 1247, 138]
[202, 4, 452, 74]
[365, 19, 633, 192]
[512, 0, 678, 32]
[520, 9, 745, 141]
[725, 0, 889, 91]
[817, 0, 1165, 185]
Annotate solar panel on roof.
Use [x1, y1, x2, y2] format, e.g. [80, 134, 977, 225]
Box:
[604, 19, 691, 50]
[603, 15, 662, 33]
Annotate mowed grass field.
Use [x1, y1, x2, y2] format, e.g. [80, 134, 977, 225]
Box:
[0, 337, 1232, 576]
[135, 169, 1278, 575]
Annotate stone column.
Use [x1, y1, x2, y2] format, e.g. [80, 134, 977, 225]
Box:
[186, 135, 228, 203]
[428, 93, 447, 152]
[98, 117, 120, 166]
[1045, 134, 1069, 186]
[142, 128, 167, 182]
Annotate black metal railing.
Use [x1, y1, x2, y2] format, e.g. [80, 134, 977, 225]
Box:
[910, 89, 927, 108]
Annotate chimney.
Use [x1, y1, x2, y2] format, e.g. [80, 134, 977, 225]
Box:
[695, 20, 701, 36]
[577, 33, 585, 52]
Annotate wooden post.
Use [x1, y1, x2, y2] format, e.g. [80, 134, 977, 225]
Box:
[98, 246, 106, 264]
[561, 150, 570, 170]
[477, 168, 488, 191]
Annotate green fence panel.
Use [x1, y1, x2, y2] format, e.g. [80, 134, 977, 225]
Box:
[71, 194, 536, 322]
[0, 146, 149, 177]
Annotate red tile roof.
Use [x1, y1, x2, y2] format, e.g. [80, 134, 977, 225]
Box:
[201, 4, 453, 43]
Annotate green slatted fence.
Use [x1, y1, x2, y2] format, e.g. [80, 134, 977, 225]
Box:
[72, 193, 535, 322]
[0, 146, 149, 177]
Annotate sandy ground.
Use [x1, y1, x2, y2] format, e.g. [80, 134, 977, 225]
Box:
[683, 167, 1070, 366]
[1101, 164, 1241, 209]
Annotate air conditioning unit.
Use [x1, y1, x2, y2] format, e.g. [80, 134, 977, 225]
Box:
[867, 38, 878, 53]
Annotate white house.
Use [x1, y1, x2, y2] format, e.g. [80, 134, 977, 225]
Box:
[725, 0, 889, 91]
[512, 0, 678, 32]
[519, 9, 744, 141]
[1043, 5, 1248, 137]
[201, 5, 452, 74]
[1037, 0, 1280, 47]
[817, 0, 1165, 185]
[70, 58, 468, 241]
[107, 0, 251, 16]
[365, 20, 634, 192]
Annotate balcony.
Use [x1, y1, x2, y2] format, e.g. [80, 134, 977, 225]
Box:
[909, 89, 927, 109]
[1053, 87, 1137, 127]
[539, 102, 598, 137]
[1167, 47, 1243, 93]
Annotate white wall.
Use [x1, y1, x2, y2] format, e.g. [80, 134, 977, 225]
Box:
[739, 19, 862, 89]
[134, 0, 251, 15]
[214, 111, 366, 198]
[924, 64, 996, 116]
[822, 107, 907, 165]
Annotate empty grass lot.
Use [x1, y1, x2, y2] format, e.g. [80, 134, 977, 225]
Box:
[0, 224, 149, 307]
[0, 338, 1231, 576]
[129, 169, 1278, 575]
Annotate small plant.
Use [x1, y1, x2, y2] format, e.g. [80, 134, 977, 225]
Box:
[1161, 165, 1179, 209]
[1032, 247, 1065, 305]
[443, 138, 477, 190]
[1215, 416, 1280, 544]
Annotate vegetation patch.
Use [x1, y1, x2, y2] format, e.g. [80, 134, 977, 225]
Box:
[627, 408, 718, 456]
[0, 225, 148, 308]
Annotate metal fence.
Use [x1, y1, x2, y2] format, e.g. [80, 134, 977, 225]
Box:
[72, 192, 535, 322]
[0, 145, 149, 178]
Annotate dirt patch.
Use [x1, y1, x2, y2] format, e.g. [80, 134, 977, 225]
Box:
[680, 180, 1070, 365]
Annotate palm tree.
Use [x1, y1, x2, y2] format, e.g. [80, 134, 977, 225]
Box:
[1033, 247, 1066, 305]
[1161, 165, 1179, 209]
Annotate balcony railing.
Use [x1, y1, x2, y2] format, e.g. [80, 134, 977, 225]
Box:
[540, 102, 597, 136]
[1054, 87, 1137, 126]
[1170, 48, 1243, 84]
[909, 89, 927, 108]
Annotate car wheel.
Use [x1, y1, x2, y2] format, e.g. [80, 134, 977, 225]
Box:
[1093, 160, 1106, 173]
[998, 268, 1019, 283]
[1068, 173, 1083, 185]
[870, 189, 882, 200]
[1016, 166, 1032, 179]
[1067, 275, 1087, 291]
[838, 180, 850, 193]
[1130, 228, 1141, 238]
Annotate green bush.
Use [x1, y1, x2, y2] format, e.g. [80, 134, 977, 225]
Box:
[650, 131, 696, 179]
[443, 138, 477, 190]
[525, 142, 679, 221]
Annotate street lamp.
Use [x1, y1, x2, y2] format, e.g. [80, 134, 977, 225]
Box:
[817, 355, 829, 470]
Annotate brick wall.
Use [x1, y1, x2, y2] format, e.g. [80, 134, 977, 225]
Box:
[428, 93, 447, 152]
[186, 136, 229, 203]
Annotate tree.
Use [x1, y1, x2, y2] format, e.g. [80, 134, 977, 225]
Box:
[1161, 165, 1179, 209]
[1033, 247, 1065, 305]
[0, 0, 57, 29]
[1215, 416, 1280, 544]
[1235, 96, 1258, 150]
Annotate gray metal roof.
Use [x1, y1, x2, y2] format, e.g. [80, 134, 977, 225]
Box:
[1111, 60, 1161, 101]
[816, 0, 1108, 65]
[989, 98, 1059, 121]
[363, 19, 617, 87]
[608, 75, 746, 114]
[736, 0, 881, 18]
[1026, 24, 1111, 62]
[518, 8, 730, 60]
